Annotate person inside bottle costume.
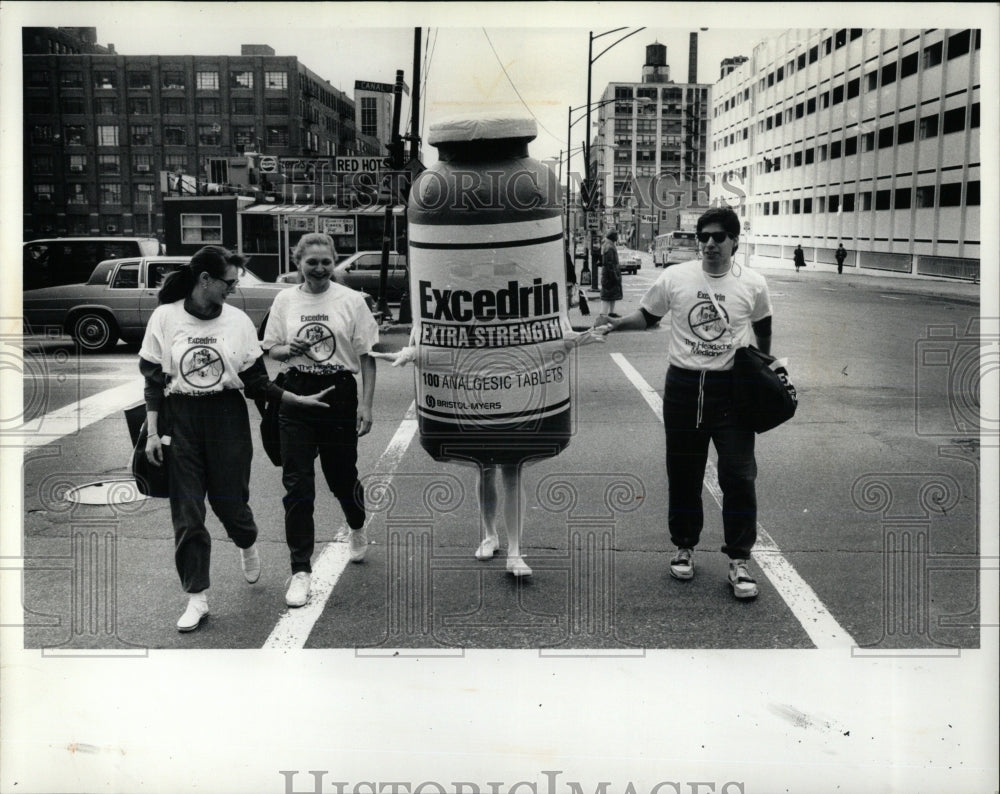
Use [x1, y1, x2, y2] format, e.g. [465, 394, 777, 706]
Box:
[372, 116, 609, 577]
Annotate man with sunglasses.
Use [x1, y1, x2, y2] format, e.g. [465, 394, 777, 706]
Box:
[596, 207, 773, 600]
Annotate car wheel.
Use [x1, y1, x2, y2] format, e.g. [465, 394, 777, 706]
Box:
[70, 312, 118, 353]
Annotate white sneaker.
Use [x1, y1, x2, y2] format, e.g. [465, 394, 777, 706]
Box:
[669, 547, 694, 580]
[728, 559, 759, 599]
[240, 544, 261, 583]
[506, 555, 532, 577]
[176, 593, 209, 632]
[475, 535, 499, 560]
[285, 572, 311, 607]
[348, 529, 368, 562]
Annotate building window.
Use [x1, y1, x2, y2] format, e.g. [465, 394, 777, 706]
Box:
[98, 126, 120, 148]
[792, 199, 800, 214]
[133, 153, 153, 172]
[847, 77, 860, 99]
[842, 193, 855, 212]
[803, 197, 812, 213]
[794, 151, 803, 167]
[194, 97, 219, 115]
[164, 125, 187, 145]
[233, 125, 256, 148]
[805, 147, 815, 164]
[196, 71, 219, 90]
[923, 41, 943, 69]
[919, 113, 939, 139]
[34, 154, 55, 173]
[361, 96, 378, 137]
[938, 182, 963, 206]
[866, 71, 879, 91]
[98, 154, 120, 174]
[860, 191, 872, 210]
[65, 125, 87, 146]
[832, 84, 844, 105]
[809, 45, 819, 63]
[198, 124, 222, 145]
[127, 71, 151, 89]
[816, 196, 826, 212]
[181, 214, 223, 244]
[232, 97, 255, 115]
[897, 119, 915, 144]
[165, 154, 187, 171]
[231, 71, 254, 89]
[94, 70, 117, 89]
[861, 131, 875, 152]
[95, 97, 118, 114]
[265, 97, 289, 115]
[894, 187, 912, 209]
[915, 185, 935, 207]
[843, 136, 857, 156]
[807, 97, 816, 115]
[818, 143, 827, 161]
[835, 28, 848, 49]
[31, 124, 53, 144]
[830, 140, 842, 159]
[60, 96, 84, 114]
[131, 124, 153, 145]
[829, 194, 840, 213]
[820, 92, 830, 110]
[266, 125, 289, 146]
[947, 30, 971, 60]
[265, 71, 288, 90]
[881, 62, 897, 86]
[874, 189, 891, 210]
[966, 180, 980, 205]
[129, 97, 150, 114]
[33, 184, 55, 201]
[877, 127, 895, 148]
[67, 183, 87, 205]
[161, 97, 186, 115]
[28, 69, 51, 87]
[162, 70, 186, 89]
[900, 52, 919, 79]
[100, 183, 122, 206]
[797, 52, 806, 70]
[942, 106, 965, 134]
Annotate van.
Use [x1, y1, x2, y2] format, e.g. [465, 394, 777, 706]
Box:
[23, 237, 164, 290]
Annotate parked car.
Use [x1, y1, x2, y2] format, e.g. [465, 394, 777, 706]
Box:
[277, 251, 408, 301]
[23, 237, 163, 290]
[22, 256, 290, 352]
[617, 247, 642, 275]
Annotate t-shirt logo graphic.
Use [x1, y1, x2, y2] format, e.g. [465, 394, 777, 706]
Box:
[688, 302, 729, 342]
[297, 323, 336, 362]
[180, 346, 225, 388]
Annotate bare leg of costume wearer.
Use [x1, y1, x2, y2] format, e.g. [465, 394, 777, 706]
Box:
[476, 463, 531, 577]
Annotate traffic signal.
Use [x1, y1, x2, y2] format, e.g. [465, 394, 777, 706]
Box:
[384, 139, 405, 169]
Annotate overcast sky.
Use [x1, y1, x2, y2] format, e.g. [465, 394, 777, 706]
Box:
[7, 1, 988, 174]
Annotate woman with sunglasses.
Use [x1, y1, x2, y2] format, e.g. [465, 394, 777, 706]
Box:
[263, 233, 379, 608]
[596, 207, 775, 601]
[139, 245, 334, 632]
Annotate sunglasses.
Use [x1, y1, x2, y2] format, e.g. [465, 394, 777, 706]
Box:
[213, 276, 239, 290]
[697, 231, 732, 244]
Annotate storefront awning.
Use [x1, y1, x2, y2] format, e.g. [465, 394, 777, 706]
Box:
[240, 203, 405, 215]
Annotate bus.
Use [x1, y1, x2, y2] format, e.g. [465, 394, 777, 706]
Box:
[653, 231, 699, 268]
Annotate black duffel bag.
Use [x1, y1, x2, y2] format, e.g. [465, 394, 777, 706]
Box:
[731, 345, 798, 434]
[254, 371, 285, 467]
[125, 401, 171, 497]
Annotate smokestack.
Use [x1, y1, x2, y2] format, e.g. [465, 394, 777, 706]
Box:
[688, 31, 698, 83]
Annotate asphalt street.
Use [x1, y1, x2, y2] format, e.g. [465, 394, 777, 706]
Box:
[12, 256, 984, 651]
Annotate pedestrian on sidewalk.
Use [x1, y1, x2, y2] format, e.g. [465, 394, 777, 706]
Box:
[139, 245, 334, 632]
[596, 206, 777, 600]
[835, 243, 847, 275]
[600, 230, 623, 317]
[793, 243, 806, 273]
[565, 247, 578, 309]
[263, 232, 379, 609]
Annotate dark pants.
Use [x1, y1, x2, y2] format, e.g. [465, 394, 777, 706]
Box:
[167, 391, 258, 593]
[279, 370, 365, 574]
[663, 366, 757, 559]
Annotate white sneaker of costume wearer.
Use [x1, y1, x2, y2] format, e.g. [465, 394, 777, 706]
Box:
[728, 559, 759, 599]
[505, 555, 532, 578]
[348, 529, 368, 562]
[285, 572, 311, 607]
[177, 592, 209, 632]
[240, 544, 261, 583]
[475, 535, 499, 560]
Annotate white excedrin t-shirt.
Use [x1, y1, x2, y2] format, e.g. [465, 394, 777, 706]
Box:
[639, 259, 772, 371]
[139, 300, 262, 395]
[262, 282, 379, 374]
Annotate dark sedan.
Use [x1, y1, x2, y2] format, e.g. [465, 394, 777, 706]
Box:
[22, 256, 291, 352]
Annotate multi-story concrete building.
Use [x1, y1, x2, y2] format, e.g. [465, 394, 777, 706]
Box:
[23, 31, 382, 241]
[710, 28, 981, 280]
[594, 43, 710, 250]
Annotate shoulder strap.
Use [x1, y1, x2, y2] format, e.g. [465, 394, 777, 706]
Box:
[701, 270, 736, 341]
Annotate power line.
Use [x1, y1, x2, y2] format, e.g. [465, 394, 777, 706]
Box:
[421, 27, 437, 143]
[481, 28, 559, 142]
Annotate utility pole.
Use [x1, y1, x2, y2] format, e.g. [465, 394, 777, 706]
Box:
[377, 69, 405, 322]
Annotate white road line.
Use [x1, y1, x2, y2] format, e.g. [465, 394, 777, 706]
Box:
[262, 401, 418, 649]
[610, 352, 856, 649]
[18, 380, 144, 450]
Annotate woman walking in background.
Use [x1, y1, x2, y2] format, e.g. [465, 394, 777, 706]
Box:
[140, 245, 332, 632]
[600, 230, 623, 317]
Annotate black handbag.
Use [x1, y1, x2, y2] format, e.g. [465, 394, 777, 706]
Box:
[731, 345, 797, 433]
[701, 274, 798, 434]
[254, 371, 284, 467]
[125, 401, 171, 497]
